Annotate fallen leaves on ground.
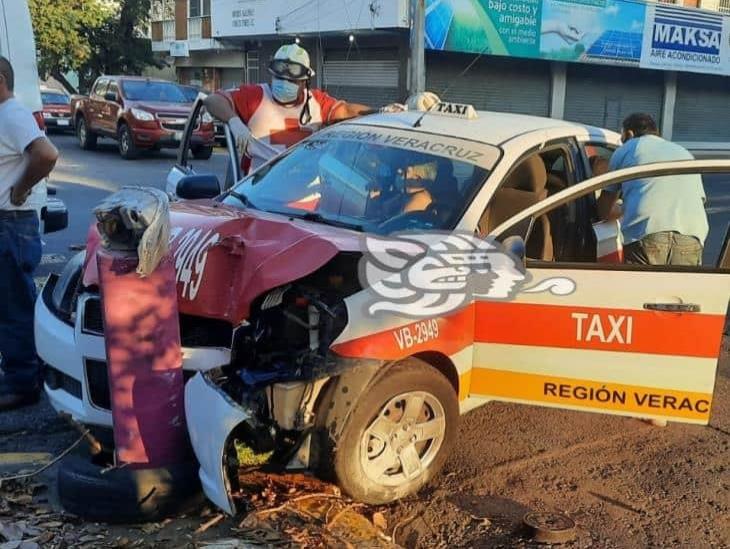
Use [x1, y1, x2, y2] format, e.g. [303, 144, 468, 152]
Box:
[226, 470, 397, 548]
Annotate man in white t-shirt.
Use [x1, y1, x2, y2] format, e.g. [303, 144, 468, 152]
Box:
[204, 44, 404, 175]
[0, 56, 59, 412]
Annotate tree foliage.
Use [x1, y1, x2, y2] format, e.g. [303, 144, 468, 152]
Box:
[78, 0, 162, 93]
[29, 0, 161, 94]
[28, 0, 110, 90]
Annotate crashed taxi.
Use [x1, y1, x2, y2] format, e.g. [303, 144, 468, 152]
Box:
[36, 99, 730, 513]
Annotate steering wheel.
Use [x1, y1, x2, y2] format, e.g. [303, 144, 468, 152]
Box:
[376, 208, 439, 234]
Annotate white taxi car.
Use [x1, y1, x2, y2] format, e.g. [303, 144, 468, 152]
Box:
[35, 99, 730, 512]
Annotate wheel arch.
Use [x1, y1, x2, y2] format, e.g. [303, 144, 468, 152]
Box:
[412, 351, 459, 397]
[117, 116, 130, 131]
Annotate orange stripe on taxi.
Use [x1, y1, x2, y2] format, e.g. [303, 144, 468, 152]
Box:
[468, 368, 713, 422]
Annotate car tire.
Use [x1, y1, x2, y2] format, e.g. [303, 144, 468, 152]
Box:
[327, 358, 459, 504]
[118, 124, 140, 160]
[58, 455, 203, 523]
[76, 117, 97, 150]
[192, 145, 213, 160]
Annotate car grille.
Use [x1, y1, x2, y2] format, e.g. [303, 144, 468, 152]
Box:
[85, 359, 111, 410]
[157, 113, 196, 132]
[82, 297, 104, 335]
[44, 365, 83, 399]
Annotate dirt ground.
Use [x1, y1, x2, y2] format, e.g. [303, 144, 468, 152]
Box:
[1, 336, 728, 548]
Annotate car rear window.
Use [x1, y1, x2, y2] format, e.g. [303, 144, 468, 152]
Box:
[41, 92, 70, 105]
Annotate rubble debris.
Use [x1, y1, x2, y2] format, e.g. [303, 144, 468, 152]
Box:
[194, 514, 225, 534]
[232, 471, 395, 547]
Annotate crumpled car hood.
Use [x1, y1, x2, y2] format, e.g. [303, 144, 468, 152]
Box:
[83, 200, 362, 323]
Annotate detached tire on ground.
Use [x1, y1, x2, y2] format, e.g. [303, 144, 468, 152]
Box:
[191, 145, 213, 160]
[329, 358, 459, 504]
[58, 455, 202, 523]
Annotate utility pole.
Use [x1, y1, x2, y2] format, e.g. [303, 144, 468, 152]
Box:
[409, 0, 425, 96]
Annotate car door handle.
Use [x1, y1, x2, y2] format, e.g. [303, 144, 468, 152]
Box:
[643, 302, 700, 313]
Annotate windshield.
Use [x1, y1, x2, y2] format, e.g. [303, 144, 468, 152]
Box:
[42, 92, 69, 105]
[121, 80, 189, 103]
[222, 132, 496, 235]
[180, 86, 200, 102]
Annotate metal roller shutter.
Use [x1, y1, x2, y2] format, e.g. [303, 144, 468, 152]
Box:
[221, 68, 243, 91]
[425, 53, 551, 116]
[323, 49, 401, 105]
[674, 72, 730, 143]
[564, 64, 664, 131]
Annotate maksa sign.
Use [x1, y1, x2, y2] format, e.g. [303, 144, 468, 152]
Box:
[641, 4, 730, 74]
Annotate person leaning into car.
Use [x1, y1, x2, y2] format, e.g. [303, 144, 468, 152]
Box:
[203, 43, 403, 176]
[0, 56, 59, 412]
[597, 112, 708, 267]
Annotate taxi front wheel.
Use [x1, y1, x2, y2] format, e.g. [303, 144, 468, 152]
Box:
[330, 359, 459, 504]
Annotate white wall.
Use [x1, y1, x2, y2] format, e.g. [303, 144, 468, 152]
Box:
[211, 0, 409, 38]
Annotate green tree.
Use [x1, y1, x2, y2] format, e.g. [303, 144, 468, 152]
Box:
[78, 0, 162, 93]
[28, 0, 110, 92]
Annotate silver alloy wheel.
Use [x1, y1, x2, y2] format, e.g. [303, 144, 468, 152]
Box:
[120, 129, 129, 154]
[78, 120, 86, 145]
[360, 391, 446, 488]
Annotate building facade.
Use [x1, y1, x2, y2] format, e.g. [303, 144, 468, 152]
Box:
[150, 0, 410, 105]
[151, 0, 730, 150]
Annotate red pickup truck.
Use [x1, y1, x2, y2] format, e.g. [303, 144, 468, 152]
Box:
[71, 75, 215, 160]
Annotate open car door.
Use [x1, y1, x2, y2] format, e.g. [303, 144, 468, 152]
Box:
[165, 94, 241, 197]
[474, 159, 730, 425]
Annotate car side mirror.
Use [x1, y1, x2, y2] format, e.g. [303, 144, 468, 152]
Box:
[104, 92, 118, 102]
[502, 235, 526, 266]
[176, 174, 221, 200]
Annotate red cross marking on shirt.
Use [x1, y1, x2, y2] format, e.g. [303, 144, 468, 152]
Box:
[269, 118, 313, 148]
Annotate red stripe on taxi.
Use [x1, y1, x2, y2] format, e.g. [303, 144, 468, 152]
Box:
[331, 300, 725, 361]
[331, 306, 474, 360]
[474, 302, 724, 358]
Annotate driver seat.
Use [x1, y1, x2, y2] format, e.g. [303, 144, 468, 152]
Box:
[480, 155, 553, 261]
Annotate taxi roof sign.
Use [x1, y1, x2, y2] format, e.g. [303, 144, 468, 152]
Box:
[431, 101, 478, 120]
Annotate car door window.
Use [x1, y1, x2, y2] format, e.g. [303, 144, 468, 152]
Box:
[107, 82, 119, 102]
[478, 143, 579, 261]
[494, 164, 730, 269]
[92, 79, 109, 98]
[476, 161, 730, 425]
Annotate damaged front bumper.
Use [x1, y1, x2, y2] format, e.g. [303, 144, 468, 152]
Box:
[185, 372, 254, 515]
[185, 355, 386, 515]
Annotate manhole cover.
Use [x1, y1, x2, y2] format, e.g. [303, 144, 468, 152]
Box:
[523, 511, 576, 544]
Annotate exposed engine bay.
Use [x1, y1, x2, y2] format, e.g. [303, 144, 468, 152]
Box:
[199, 253, 366, 500]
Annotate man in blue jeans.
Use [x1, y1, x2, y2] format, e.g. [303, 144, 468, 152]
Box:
[597, 112, 708, 266]
[0, 57, 59, 411]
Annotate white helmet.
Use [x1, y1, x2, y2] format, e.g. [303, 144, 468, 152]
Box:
[269, 44, 314, 81]
[406, 91, 441, 112]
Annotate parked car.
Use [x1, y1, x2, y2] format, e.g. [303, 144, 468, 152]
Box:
[180, 83, 226, 146]
[37, 98, 730, 513]
[40, 87, 73, 132]
[0, 0, 67, 234]
[71, 76, 215, 160]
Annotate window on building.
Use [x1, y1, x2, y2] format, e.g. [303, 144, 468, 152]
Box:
[719, 0, 730, 14]
[246, 50, 260, 84]
[189, 0, 211, 18]
[151, 0, 175, 21]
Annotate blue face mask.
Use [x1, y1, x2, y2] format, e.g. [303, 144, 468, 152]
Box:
[271, 78, 300, 104]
